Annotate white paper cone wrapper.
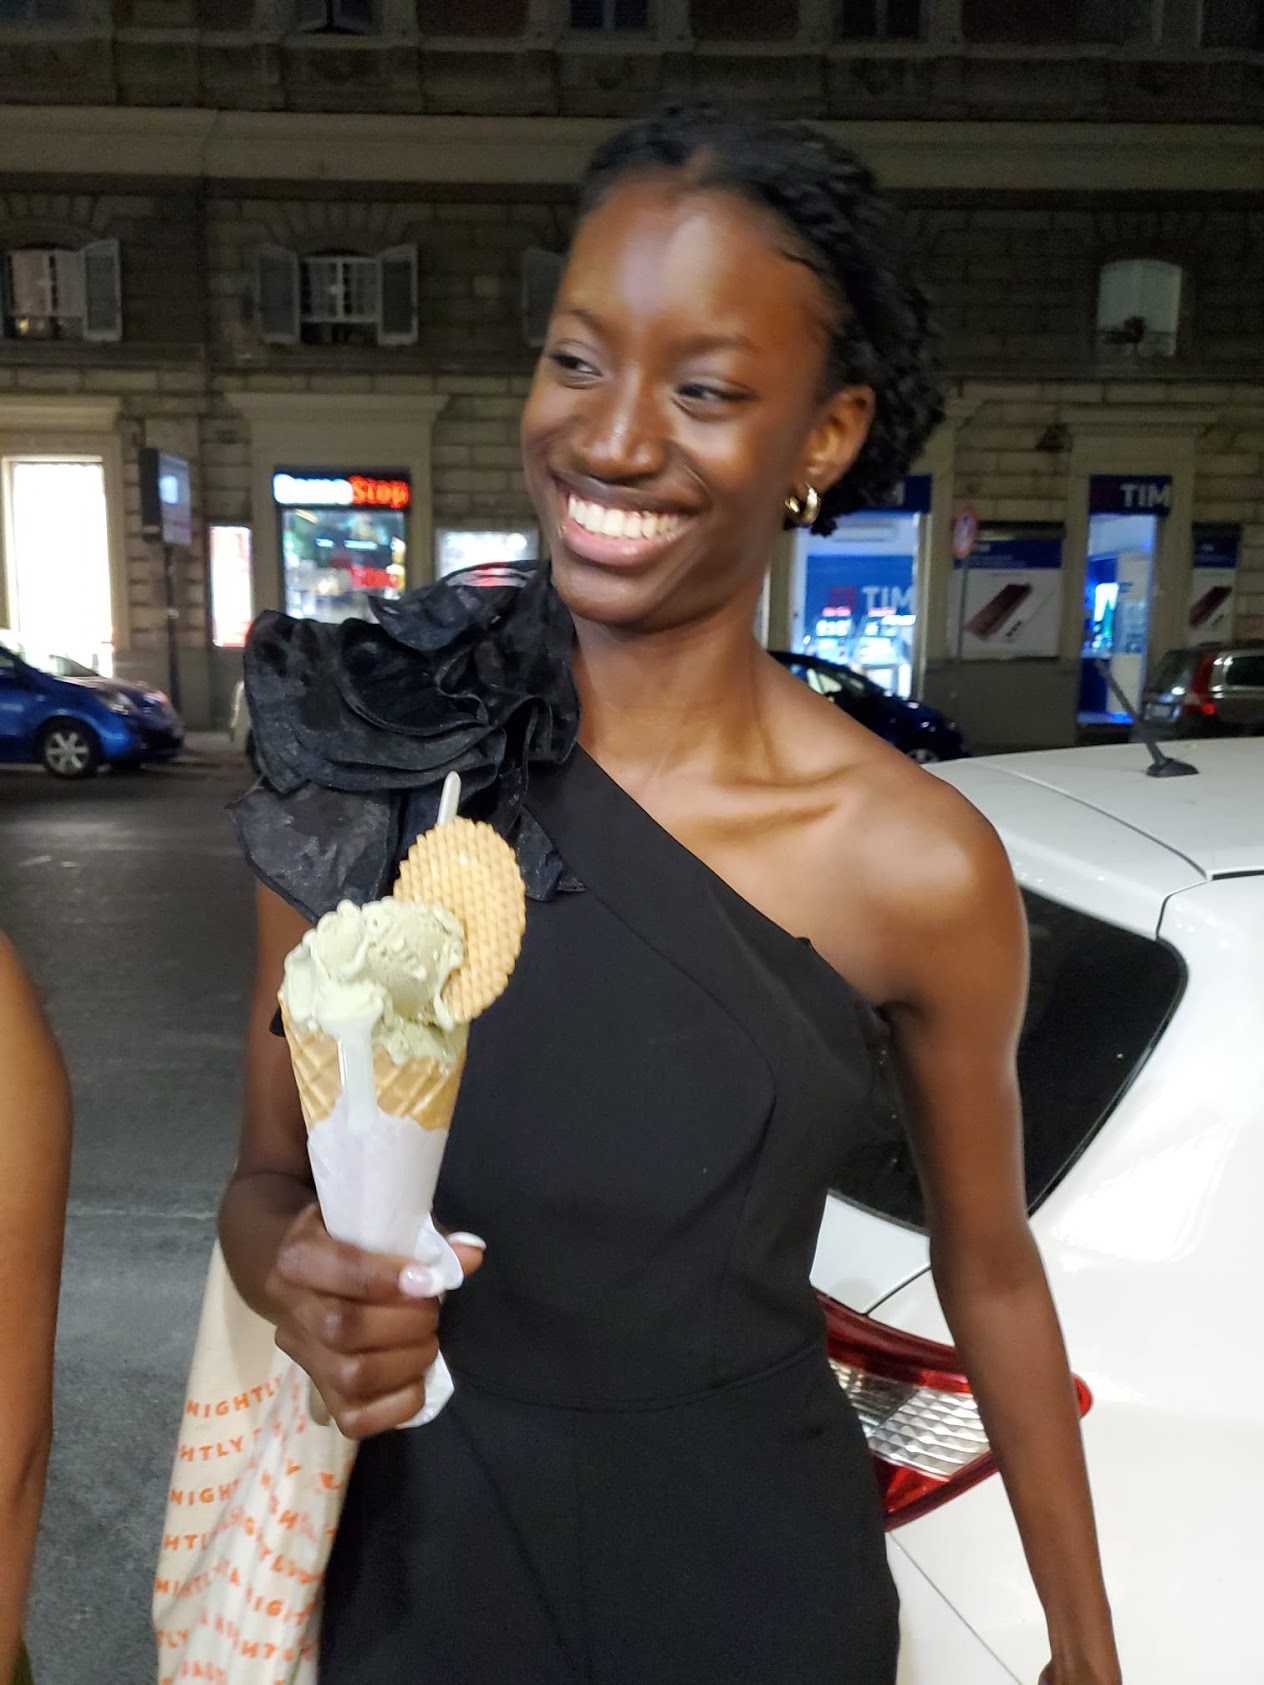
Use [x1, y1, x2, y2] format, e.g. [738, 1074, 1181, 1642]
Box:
[307, 1095, 464, 1428]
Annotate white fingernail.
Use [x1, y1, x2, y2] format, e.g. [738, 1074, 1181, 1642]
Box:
[446, 1232, 486, 1251]
[399, 1263, 441, 1298]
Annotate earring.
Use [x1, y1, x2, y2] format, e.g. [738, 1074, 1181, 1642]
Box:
[785, 485, 821, 528]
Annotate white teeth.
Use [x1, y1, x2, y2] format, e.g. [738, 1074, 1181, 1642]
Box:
[566, 494, 683, 542]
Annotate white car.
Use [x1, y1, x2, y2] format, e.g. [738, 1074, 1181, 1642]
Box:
[812, 738, 1264, 1683]
[228, 677, 254, 765]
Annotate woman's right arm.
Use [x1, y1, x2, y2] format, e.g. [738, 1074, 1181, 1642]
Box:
[219, 886, 483, 1438]
[217, 884, 321, 1323]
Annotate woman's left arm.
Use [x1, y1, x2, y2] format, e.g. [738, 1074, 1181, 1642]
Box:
[879, 802, 1120, 1685]
[0, 936, 72, 1678]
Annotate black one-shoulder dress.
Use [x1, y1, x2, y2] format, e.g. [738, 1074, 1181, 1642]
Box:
[235, 568, 899, 1685]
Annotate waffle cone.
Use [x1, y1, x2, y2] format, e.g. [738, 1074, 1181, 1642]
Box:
[279, 1003, 467, 1135]
[394, 816, 526, 1023]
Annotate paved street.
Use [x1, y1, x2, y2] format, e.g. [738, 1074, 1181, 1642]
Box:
[0, 746, 256, 1685]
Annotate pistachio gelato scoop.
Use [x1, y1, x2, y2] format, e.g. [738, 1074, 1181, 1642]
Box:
[281, 897, 467, 1067]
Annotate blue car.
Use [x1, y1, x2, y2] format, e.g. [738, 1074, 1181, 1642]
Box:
[0, 637, 184, 778]
[772, 651, 967, 763]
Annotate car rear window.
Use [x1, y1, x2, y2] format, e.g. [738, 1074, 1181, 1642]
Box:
[785, 660, 872, 702]
[1224, 653, 1264, 687]
[1147, 648, 1201, 694]
[832, 890, 1186, 1232]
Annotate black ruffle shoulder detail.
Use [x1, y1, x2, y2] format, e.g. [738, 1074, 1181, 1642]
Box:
[229, 563, 582, 922]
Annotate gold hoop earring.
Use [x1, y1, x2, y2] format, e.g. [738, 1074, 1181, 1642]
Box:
[784, 485, 821, 528]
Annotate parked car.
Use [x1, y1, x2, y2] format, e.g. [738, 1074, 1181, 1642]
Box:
[812, 739, 1264, 1682]
[228, 677, 255, 768]
[1141, 639, 1264, 738]
[772, 650, 967, 762]
[0, 635, 183, 778]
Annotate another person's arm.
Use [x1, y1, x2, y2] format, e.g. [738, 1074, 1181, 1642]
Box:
[0, 937, 72, 1678]
[831, 786, 1120, 1685]
[219, 886, 482, 1439]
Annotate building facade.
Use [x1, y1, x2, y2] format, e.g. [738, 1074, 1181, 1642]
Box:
[0, 0, 1261, 745]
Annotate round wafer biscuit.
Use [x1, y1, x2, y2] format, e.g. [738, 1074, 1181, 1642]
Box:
[394, 817, 525, 1023]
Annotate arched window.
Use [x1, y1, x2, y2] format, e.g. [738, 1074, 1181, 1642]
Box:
[1096, 258, 1182, 358]
[255, 244, 418, 347]
[2, 239, 121, 343]
[300, 249, 381, 345]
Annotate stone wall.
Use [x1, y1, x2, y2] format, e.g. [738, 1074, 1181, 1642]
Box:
[3, 6, 1263, 123]
[952, 378, 1264, 638]
[0, 180, 1260, 729]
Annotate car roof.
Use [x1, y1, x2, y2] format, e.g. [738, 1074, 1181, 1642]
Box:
[932, 740, 1264, 934]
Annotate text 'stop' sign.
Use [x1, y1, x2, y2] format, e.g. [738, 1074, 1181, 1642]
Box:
[272, 471, 411, 512]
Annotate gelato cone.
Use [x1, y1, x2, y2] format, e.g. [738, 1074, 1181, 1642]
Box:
[279, 892, 469, 1131]
[280, 1002, 467, 1135]
[274, 802, 526, 1429]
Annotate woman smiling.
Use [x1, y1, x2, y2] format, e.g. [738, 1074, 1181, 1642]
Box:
[223, 105, 1120, 1684]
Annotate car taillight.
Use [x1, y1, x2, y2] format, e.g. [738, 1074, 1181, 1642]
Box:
[1181, 652, 1219, 718]
[820, 1293, 1091, 1530]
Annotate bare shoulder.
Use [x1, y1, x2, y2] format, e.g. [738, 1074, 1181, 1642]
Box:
[769, 653, 1006, 895]
[848, 748, 1010, 904]
[765, 669, 1023, 1004]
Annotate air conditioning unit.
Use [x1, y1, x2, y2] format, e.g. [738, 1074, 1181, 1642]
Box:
[1096, 258, 1182, 359]
[520, 247, 565, 349]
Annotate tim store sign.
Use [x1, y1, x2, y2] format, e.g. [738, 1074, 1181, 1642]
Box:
[272, 471, 411, 511]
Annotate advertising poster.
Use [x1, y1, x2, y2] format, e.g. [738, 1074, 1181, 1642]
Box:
[951, 526, 1064, 661]
[209, 525, 254, 649]
[1188, 525, 1239, 642]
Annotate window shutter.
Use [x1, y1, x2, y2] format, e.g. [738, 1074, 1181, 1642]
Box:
[55, 248, 86, 320]
[6, 250, 50, 320]
[376, 244, 418, 346]
[81, 238, 123, 342]
[256, 246, 300, 344]
[520, 247, 564, 348]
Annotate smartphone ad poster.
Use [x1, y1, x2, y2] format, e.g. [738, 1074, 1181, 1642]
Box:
[951, 529, 1064, 661]
[1188, 525, 1239, 642]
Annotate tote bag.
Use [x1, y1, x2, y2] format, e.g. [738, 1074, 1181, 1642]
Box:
[154, 1243, 356, 1685]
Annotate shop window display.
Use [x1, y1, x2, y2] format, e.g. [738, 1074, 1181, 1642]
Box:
[274, 470, 410, 625]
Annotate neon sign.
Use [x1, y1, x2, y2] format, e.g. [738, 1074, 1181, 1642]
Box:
[272, 471, 411, 511]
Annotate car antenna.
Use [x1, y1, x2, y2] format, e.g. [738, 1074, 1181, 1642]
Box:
[1096, 661, 1198, 779]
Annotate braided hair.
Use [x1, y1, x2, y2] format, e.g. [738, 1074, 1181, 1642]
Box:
[577, 104, 944, 535]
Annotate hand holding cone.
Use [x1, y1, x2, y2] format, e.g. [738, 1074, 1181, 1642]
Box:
[277, 774, 526, 1430]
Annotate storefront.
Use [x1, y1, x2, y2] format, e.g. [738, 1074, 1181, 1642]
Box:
[0, 397, 125, 677]
[788, 474, 931, 696]
[226, 391, 448, 617]
[272, 469, 410, 623]
[1078, 474, 1171, 725]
